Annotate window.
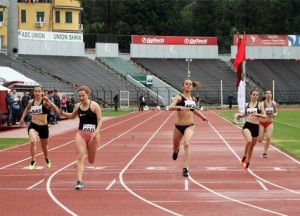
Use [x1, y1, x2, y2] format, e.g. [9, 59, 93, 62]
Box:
[0, 11, 3, 23]
[65, 12, 72, 23]
[55, 11, 60, 23]
[21, 10, 26, 23]
[36, 11, 45, 23]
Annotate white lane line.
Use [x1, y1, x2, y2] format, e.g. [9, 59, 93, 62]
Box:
[189, 176, 286, 216]
[184, 179, 189, 191]
[105, 179, 116, 190]
[273, 120, 300, 129]
[119, 112, 182, 216]
[256, 179, 269, 191]
[207, 120, 300, 195]
[212, 111, 300, 164]
[46, 111, 164, 216]
[27, 179, 44, 190]
[0, 111, 150, 170]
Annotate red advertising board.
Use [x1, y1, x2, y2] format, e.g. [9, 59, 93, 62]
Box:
[131, 35, 218, 45]
[233, 34, 288, 46]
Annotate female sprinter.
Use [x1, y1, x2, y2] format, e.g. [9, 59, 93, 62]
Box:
[258, 90, 278, 158]
[236, 90, 267, 171]
[168, 79, 208, 177]
[59, 86, 102, 190]
[20, 85, 58, 170]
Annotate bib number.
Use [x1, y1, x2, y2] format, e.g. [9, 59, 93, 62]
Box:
[83, 124, 96, 132]
[247, 107, 257, 115]
[265, 107, 273, 115]
[184, 100, 196, 110]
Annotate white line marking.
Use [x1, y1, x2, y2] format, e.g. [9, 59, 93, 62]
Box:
[189, 176, 286, 216]
[105, 179, 116, 190]
[273, 120, 300, 129]
[274, 167, 286, 171]
[207, 119, 300, 195]
[46, 111, 166, 215]
[119, 112, 182, 216]
[256, 179, 269, 191]
[184, 179, 189, 191]
[27, 179, 44, 190]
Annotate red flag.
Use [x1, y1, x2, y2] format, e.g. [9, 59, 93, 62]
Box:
[234, 36, 246, 90]
[233, 36, 246, 70]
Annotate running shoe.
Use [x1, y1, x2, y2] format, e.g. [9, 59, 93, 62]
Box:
[182, 168, 189, 177]
[28, 160, 36, 170]
[75, 181, 83, 190]
[45, 158, 51, 168]
[240, 156, 246, 165]
[172, 149, 180, 160]
[262, 153, 268, 158]
[244, 162, 250, 171]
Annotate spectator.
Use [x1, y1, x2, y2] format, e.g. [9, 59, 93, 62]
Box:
[53, 90, 60, 122]
[139, 94, 145, 111]
[12, 97, 20, 125]
[21, 92, 31, 123]
[66, 96, 74, 113]
[48, 91, 56, 124]
[114, 92, 119, 111]
[60, 94, 67, 112]
[5, 92, 13, 126]
[228, 93, 234, 109]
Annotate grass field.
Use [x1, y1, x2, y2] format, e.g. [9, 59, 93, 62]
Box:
[217, 109, 300, 160]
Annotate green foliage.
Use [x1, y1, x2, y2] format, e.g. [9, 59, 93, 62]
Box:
[81, 0, 300, 53]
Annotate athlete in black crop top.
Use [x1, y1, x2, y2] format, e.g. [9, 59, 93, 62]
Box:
[59, 86, 102, 190]
[20, 85, 58, 171]
[168, 79, 208, 177]
[236, 90, 267, 171]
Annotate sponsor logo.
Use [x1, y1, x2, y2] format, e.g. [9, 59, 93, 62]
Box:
[79, 114, 86, 117]
[184, 38, 208, 45]
[142, 37, 165, 44]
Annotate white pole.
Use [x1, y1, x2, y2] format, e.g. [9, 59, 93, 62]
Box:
[273, 80, 275, 101]
[220, 80, 223, 106]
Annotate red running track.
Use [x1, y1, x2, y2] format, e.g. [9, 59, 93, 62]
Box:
[0, 110, 299, 216]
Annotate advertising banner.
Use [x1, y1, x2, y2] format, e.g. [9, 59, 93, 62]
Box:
[233, 34, 288, 46]
[132, 35, 217, 45]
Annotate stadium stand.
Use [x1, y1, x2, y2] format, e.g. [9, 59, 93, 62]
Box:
[132, 58, 237, 104]
[246, 59, 300, 103]
[97, 57, 142, 76]
[19, 55, 140, 105]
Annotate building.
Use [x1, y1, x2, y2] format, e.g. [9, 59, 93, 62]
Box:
[0, 0, 82, 49]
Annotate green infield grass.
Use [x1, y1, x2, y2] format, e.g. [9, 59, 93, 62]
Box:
[0, 138, 30, 150]
[217, 110, 300, 159]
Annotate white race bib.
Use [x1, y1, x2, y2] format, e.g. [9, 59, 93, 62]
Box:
[184, 100, 196, 110]
[83, 124, 96, 132]
[31, 105, 43, 114]
[265, 107, 274, 115]
[246, 107, 257, 115]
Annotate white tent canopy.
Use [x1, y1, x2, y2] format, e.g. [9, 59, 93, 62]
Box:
[0, 66, 39, 86]
[0, 85, 10, 91]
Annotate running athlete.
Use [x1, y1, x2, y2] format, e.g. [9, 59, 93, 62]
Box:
[236, 90, 267, 171]
[58, 86, 102, 190]
[20, 85, 58, 170]
[258, 90, 278, 158]
[168, 79, 208, 177]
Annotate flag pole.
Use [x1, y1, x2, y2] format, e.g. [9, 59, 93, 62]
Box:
[243, 32, 246, 102]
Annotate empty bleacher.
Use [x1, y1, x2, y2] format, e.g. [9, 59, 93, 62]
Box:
[133, 58, 237, 103]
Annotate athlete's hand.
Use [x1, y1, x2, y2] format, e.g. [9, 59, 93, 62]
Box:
[90, 131, 99, 141]
[19, 119, 24, 127]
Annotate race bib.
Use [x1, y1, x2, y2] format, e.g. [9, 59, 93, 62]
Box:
[184, 100, 196, 110]
[246, 107, 257, 115]
[265, 107, 274, 115]
[83, 124, 96, 132]
[31, 105, 43, 114]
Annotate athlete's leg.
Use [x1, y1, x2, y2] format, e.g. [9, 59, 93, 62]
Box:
[40, 138, 49, 160]
[247, 137, 258, 163]
[258, 124, 265, 142]
[242, 128, 252, 160]
[87, 135, 100, 164]
[264, 124, 273, 154]
[173, 127, 183, 153]
[28, 129, 38, 161]
[182, 126, 195, 169]
[75, 132, 88, 182]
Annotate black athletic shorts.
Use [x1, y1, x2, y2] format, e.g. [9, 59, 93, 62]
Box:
[28, 122, 49, 139]
[242, 121, 259, 137]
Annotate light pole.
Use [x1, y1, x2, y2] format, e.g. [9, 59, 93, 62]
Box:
[186, 58, 192, 79]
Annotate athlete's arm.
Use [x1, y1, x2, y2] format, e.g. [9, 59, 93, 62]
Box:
[91, 101, 102, 138]
[59, 103, 79, 119]
[19, 100, 33, 126]
[168, 95, 188, 111]
[193, 110, 208, 122]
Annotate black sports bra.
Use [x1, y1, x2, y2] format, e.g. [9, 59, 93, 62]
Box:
[176, 95, 196, 111]
[245, 102, 261, 116]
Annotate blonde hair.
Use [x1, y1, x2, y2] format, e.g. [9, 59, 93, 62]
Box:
[77, 86, 91, 95]
[182, 79, 202, 89]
